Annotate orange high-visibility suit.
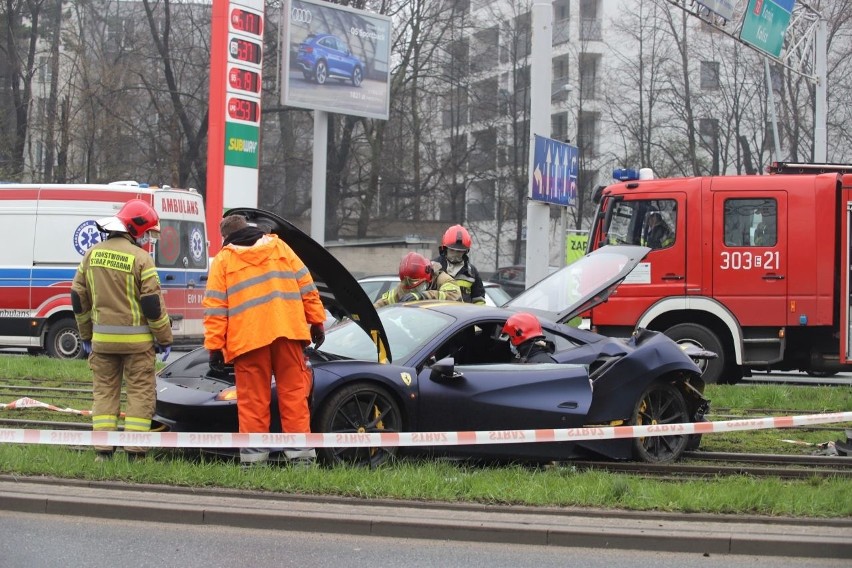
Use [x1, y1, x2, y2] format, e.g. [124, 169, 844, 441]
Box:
[203, 233, 326, 439]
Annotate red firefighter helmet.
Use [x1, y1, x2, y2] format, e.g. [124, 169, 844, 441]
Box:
[501, 312, 545, 347]
[441, 224, 472, 253]
[398, 252, 433, 291]
[97, 199, 160, 237]
[117, 199, 160, 237]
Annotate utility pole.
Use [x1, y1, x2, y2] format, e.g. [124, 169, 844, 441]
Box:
[525, 0, 553, 289]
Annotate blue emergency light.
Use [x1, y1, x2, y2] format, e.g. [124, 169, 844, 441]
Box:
[612, 168, 640, 181]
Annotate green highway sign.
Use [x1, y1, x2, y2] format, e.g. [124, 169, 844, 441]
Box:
[739, 0, 795, 58]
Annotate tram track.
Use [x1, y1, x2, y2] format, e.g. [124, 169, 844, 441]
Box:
[2, 418, 850, 479]
[570, 451, 851, 479]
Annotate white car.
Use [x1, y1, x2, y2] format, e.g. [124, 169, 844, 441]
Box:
[357, 275, 511, 307]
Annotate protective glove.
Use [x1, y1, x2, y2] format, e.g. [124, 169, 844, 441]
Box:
[155, 343, 172, 362]
[209, 349, 226, 373]
[81, 340, 92, 356]
[310, 323, 325, 349]
[399, 292, 420, 303]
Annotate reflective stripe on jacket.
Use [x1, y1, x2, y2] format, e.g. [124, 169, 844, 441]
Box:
[433, 255, 486, 305]
[71, 233, 172, 354]
[374, 264, 462, 308]
[203, 234, 326, 362]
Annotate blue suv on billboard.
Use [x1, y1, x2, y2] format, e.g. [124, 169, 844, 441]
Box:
[296, 33, 363, 87]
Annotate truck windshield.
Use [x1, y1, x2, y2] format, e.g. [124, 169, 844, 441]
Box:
[600, 199, 677, 250]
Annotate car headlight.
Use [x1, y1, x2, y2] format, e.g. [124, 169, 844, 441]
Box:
[215, 386, 238, 401]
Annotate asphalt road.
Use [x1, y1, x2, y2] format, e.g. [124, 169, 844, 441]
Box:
[1, 509, 848, 568]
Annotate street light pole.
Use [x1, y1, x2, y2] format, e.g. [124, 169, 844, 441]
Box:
[525, 0, 553, 289]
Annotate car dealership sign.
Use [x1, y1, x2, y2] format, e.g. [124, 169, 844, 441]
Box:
[281, 0, 391, 120]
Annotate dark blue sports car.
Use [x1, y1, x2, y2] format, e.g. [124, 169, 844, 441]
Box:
[153, 209, 710, 466]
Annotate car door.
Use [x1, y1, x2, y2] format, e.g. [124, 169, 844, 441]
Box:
[712, 191, 787, 326]
[416, 360, 593, 458]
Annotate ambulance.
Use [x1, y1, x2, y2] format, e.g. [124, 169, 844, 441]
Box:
[0, 182, 208, 359]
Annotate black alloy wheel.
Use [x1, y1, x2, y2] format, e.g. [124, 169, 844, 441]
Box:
[315, 382, 401, 467]
[631, 382, 690, 463]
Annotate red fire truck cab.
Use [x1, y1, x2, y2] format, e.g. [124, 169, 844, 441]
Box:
[588, 162, 852, 384]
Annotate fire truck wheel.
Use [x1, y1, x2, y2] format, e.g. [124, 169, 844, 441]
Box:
[664, 323, 726, 384]
[46, 317, 85, 360]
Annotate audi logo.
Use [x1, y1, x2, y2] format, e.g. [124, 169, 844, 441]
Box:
[291, 7, 312, 24]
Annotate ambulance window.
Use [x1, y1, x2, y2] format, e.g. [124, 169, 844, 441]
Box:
[724, 198, 776, 247]
[154, 220, 207, 269]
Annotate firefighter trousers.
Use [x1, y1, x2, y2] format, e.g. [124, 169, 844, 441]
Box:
[89, 349, 156, 454]
[234, 337, 312, 436]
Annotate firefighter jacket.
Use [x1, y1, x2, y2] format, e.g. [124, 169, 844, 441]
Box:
[516, 339, 557, 363]
[203, 234, 326, 362]
[71, 233, 172, 354]
[432, 254, 486, 305]
[374, 262, 462, 308]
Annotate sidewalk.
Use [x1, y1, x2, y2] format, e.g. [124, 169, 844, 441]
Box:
[0, 476, 849, 558]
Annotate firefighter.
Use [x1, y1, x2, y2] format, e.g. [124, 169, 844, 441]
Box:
[501, 312, 557, 363]
[433, 224, 487, 305]
[374, 251, 462, 308]
[70, 199, 173, 462]
[643, 210, 674, 249]
[204, 214, 327, 467]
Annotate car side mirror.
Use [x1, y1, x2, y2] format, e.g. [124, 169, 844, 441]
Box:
[430, 357, 462, 382]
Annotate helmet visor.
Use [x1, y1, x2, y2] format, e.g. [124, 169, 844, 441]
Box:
[95, 216, 127, 233]
[401, 277, 429, 292]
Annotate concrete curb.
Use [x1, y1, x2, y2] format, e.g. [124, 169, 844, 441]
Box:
[1, 477, 849, 558]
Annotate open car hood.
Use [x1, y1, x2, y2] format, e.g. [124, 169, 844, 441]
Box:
[225, 208, 391, 363]
[505, 245, 651, 324]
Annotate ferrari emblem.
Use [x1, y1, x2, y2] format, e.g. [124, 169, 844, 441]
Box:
[400, 372, 412, 386]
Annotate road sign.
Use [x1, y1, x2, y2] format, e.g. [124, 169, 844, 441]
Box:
[531, 135, 578, 207]
[696, 0, 735, 21]
[739, 0, 795, 58]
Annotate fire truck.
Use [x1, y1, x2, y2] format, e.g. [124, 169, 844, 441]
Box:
[587, 162, 852, 384]
[0, 182, 208, 359]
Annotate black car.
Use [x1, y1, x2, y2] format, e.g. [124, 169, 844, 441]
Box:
[154, 209, 710, 467]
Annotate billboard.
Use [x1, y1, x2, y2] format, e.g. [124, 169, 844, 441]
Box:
[531, 135, 578, 207]
[281, 0, 392, 120]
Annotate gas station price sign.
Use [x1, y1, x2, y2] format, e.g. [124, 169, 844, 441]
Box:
[228, 97, 260, 123]
[228, 67, 260, 93]
[230, 7, 263, 36]
[229, 37, 262, 65]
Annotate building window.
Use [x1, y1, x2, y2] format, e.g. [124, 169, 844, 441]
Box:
[470, 128, 497, 172]
[699, 118, 718, 144]
[700, 61, 720, 90]
[553, 0, 571, 45]
[470, 77, 499, 123]
[468, 179, 495, 221]
[724, 198, 777, 247]
[579, 53, 599, 100]
[551, 113, 569, 142]
[471, 26, 498, 75]
[579, 0, 602, 41]
[577, 111, 599, 158]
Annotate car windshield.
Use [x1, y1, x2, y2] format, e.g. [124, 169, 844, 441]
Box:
[507, 247, 641, 316]
[320, 305, 454, 363]
[485, 285, 511, 307]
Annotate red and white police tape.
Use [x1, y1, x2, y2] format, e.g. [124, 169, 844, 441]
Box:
[1, 411, 850, 449]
